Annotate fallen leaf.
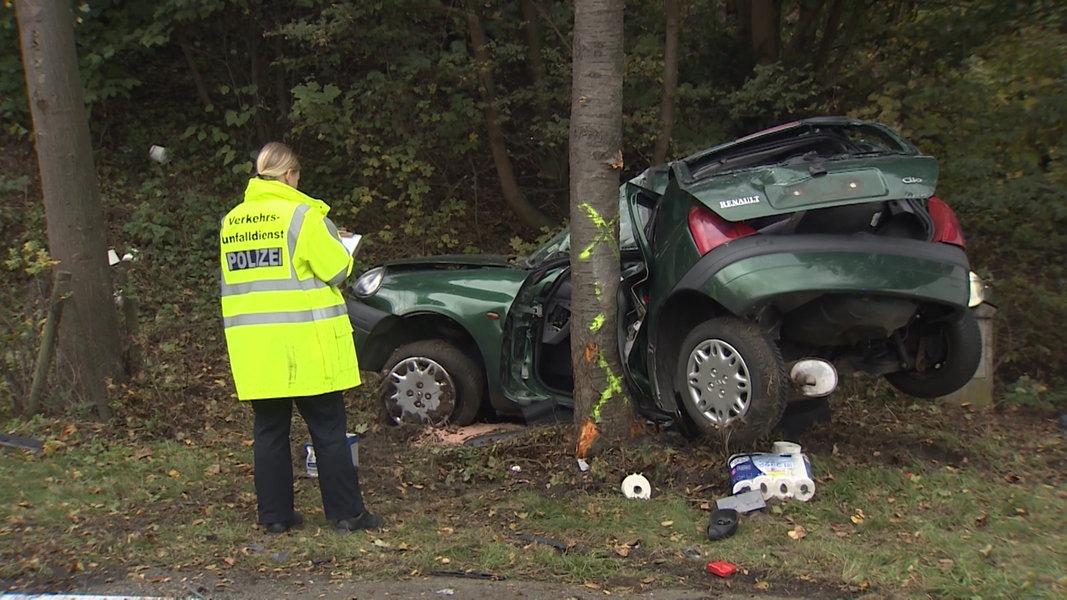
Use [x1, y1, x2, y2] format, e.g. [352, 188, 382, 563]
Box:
[787, 525, 807, 540]
[660, 520, 674, 527]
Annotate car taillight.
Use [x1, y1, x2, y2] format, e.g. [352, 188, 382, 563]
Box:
[688, 205, 756, 255]
[927, 196, 966, 248]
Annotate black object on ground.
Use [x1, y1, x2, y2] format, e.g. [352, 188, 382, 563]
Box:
[0, 433, 44, 452]
[706, 508, 739, 541]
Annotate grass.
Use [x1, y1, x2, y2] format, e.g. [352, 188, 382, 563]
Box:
[2, 396, 1066, 598]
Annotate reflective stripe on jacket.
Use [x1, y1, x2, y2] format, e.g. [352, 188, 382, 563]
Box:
[219, 177, 360, 400]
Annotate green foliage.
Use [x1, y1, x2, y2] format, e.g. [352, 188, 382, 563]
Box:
[1002, 375, 1066, 410]
[1, 0, 1065, 420]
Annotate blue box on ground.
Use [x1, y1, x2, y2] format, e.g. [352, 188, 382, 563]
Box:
[304, 433, 359, 477]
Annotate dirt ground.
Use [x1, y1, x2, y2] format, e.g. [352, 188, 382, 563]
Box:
[6, 395, 1065, 600]
[63, 568, 799, 600]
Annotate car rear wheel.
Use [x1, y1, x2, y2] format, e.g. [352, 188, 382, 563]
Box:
[380, 339, 484, 426]
[884, 310, 982, 398]
[676, 317, 788, 445]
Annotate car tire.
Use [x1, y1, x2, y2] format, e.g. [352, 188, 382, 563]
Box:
[379, 339, 484, 427]
[676, 317, 788, 445]
[884, 310, 982, 398]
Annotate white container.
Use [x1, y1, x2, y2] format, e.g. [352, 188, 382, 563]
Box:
[304, 433, 359, 478]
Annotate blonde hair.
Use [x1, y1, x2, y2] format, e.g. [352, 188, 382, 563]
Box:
[255, 142, 301, 180]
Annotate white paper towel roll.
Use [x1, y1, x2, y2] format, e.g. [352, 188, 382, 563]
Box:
[621, 473, 651, 500]
[787, 477, 816, 502]
[772, 440, 802, 455]
[732, 478, 755, 495]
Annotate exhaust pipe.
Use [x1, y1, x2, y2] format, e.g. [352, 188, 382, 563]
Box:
[789, 358, 838, 397]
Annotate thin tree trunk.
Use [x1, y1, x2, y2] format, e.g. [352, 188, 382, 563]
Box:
[570, 0, 633, 458]
[520, 0, 547, 85]
[16, 0, 124, 418]
[812, 0, 844, 71]
[177, 37, 213, 109]
[751, 0, 781, 65]
[789, 0, 823, 54]
[653, 0, 681, 165]
[27, 271, 72, 416]
[463, 0, 551, 231]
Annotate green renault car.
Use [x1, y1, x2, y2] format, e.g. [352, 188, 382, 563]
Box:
[346, 116, 987, 444]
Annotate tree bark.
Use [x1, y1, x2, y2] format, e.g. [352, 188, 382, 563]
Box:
[750, 0, 781, 65]
[569, 0, 632, 458]
[16, 0, 124, 418]
[652, 0, 681, 165]
[463, 0, 552, 231]
[789, 0, 824, 55]
[520, 0, 547, 85]
[812, 0, 844, 71]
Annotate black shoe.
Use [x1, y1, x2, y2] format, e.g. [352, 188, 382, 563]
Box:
[334, 511, 383, 534]
[265, 511, 304, 535]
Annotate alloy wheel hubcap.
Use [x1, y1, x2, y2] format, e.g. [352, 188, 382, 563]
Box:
[684, 338, 751, 427]
[384, 356, 455, 425]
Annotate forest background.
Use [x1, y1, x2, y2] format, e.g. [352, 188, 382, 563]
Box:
[0, 0, 1064, 420]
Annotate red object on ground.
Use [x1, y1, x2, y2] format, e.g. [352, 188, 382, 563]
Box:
[706, 560, 738, 577]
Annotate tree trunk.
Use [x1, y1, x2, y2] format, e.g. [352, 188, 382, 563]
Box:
[652, 0, 681, 165]
[569, 0, 633, 458]
[520, 0, 547, 85]
[16, 0, 124, 418]
[789, 0, 824, 55]
[812, 0, 844, 71]
[750, 0, 781, 66]
[463, 0, 552, 231]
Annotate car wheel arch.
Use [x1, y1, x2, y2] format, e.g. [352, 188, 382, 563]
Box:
[362, 312, 486, 374]
[649, 290, 730, 411]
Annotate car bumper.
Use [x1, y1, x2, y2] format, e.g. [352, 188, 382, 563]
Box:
[345, 297, 395, 367]
[677, 235, 972, 314]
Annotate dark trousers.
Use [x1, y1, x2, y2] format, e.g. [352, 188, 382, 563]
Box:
[251, 391, 365, 524]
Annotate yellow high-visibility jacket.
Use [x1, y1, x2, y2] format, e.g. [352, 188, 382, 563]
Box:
[219, 177, 360, 400]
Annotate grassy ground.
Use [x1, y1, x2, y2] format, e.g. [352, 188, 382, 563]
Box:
[1, 383, 1065, 599]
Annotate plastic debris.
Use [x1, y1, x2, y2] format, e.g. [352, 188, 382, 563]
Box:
[682, 547, 703, 561]
[149, 144, 168, 163]
[715, 489, 766, 514]
[706, 560, 738, 577]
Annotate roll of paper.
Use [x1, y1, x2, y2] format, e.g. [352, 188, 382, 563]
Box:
[772, 440, 802, 455]
[621, 473, 652, 500]
[787, 477, 816, 502]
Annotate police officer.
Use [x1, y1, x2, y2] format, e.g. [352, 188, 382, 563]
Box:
[219, 142, 382, 534]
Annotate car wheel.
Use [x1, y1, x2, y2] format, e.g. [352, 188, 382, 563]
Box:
[379, 339, 484, 426]
[884, 310, 982, 398]
[676, 317, 788, 445]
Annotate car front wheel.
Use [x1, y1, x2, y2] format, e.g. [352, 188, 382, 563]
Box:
[379, 339, 484, 426]
[676, 317, 788, 445]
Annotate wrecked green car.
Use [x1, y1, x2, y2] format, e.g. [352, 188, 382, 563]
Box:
[346, 116, 987, 443]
